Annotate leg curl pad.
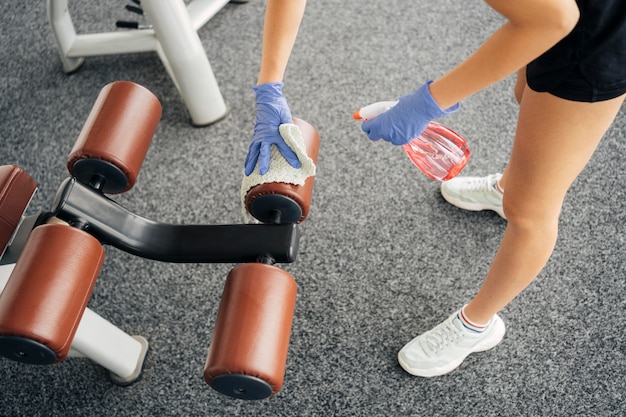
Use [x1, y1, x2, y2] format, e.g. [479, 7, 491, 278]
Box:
[0, 224, 104, 364]
[0, 165, 37, 257]
[204, 263, 297, 400]
[66, 81, 162, 194]
[245, 118, 320, 224]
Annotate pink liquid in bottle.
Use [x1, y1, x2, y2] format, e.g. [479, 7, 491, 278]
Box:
[402, 121, 470, 181]
[354, 101, 470, 181]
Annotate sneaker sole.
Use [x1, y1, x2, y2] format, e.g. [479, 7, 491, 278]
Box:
[440, 184, 506, 219]
[398, 315, 506, 378]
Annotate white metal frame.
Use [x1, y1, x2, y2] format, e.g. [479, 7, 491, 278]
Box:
[47, 0, 233, 126]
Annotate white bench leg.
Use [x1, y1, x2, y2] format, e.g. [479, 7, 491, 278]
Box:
[46, 0, 230, 125]
[143, 0, 229, 126]
[70, 309, 149, 385]
[46, 0, 85, 73]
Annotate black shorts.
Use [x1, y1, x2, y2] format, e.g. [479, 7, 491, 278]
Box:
[526, 0, 626, 102]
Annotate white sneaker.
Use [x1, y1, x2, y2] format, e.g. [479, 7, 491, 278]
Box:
[440, 173, 505, 219]
[398, 311, 505, 377]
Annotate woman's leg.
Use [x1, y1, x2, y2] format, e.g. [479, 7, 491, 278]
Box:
[498, 67, 527, 189]
[464, 85, 625, 324]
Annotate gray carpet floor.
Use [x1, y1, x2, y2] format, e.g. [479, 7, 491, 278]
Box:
[1, 0, 625, 415]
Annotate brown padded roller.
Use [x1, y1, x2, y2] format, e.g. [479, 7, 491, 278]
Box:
[0, 224, 104, 364]
[245, 117, 320, 224]
[0, 165, 37, 255]
[204, 263, 297, 400]
[67, 81, 162, 194]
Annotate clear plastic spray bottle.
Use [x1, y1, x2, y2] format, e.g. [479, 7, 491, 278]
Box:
[354, 101, 470, 181]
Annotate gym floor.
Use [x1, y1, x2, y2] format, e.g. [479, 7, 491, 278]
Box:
[1, 1, 624, 416]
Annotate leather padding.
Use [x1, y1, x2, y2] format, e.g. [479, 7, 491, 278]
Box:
[204, 263, 297, 396]
[0, 165, 37, 254]
[66, 81, 162, 193]
[0, 224, 104, 362]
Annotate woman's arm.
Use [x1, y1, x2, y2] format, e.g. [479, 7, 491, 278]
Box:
[257, 0, 307, 84]
[429, 0, 580, 109]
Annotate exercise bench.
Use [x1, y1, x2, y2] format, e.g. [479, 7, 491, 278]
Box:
[0, 80, 319, 400]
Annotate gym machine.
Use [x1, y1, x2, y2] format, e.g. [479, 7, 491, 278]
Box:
[0, 80, 319, 400]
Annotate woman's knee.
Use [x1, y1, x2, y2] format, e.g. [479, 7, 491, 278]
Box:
[502, 192, 561, 235]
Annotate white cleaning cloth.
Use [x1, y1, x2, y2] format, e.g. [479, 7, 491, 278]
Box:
[241, 123, 316, 223]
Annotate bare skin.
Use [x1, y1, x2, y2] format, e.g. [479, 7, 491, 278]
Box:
[257, 0, 306, 84]
[465, 76, 625, 324]
[254, 0, 624, 327]
[429, 0, 580, 109]
[416, 0, 612, 323]
[420, 0, 619, 325]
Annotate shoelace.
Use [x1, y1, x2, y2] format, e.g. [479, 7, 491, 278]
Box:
[421, 319, 462, 356]
[464, 174, 499, 193]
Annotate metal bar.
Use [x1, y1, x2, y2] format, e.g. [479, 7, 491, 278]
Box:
[50, 178, 299, 264]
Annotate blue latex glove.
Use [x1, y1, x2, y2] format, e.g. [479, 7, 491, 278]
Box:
[244, 82, 301, 176]
[362, 81, 460, 146]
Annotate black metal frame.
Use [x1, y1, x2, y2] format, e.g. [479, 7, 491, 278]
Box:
[2, 176, 299, 266]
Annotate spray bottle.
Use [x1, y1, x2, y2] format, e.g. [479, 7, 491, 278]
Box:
[353, 101, 470, 181]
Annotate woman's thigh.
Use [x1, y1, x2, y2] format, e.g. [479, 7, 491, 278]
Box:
[503, 86, 624, 222]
